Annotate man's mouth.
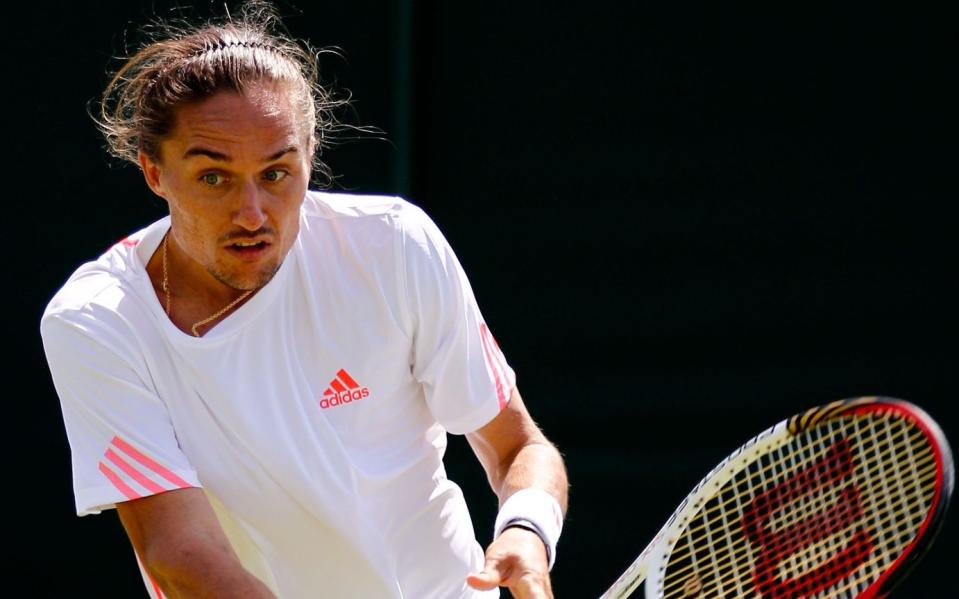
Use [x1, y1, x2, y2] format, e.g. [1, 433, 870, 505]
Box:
[226, 240, 270, 257]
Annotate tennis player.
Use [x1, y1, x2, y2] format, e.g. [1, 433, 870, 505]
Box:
[39, 2, 568, 598]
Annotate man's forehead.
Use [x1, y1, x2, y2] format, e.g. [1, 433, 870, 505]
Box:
[165, 88, 310, 158]
[179, 95, 290, 124]
[169, 132, 306, 164]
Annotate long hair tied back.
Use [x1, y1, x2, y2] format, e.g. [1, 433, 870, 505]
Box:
[94, 0, 352, 187]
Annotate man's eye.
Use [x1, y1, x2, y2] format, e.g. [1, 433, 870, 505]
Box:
[265, 169, 288, 183]
[200, 173, 223, 186]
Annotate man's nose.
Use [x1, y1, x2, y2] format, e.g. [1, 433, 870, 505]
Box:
[232, 180, 268, 231]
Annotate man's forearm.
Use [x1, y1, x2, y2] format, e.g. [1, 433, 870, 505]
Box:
[466, 387, 569, 511]
[117, 488, 277, 599]
[494, 439, 569, 512]
[466, 389, 568, 597]
[138, 534, 277, 599]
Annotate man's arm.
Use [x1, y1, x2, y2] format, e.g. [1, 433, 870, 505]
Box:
[465, 387, 569, 599]
[116, 487, 276, 599]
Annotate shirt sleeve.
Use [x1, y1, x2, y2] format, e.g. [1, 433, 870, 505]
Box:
[401, 204, 517, 434]
[41, 308, 201, 516]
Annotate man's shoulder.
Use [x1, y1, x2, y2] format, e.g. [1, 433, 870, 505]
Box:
[42, 265, 129, 340]
[302, 190, 430, 226]
[41, 225, 159, 332]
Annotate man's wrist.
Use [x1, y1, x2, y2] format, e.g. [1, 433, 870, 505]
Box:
[501, 518, 552, 563]
[493, 488, 563, 570]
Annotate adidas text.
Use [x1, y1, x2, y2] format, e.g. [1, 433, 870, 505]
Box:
[320, 388, 370, 409]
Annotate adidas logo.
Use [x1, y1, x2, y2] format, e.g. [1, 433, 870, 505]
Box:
[319, 368, 370, 409]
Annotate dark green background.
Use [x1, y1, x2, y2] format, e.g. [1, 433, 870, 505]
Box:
[8, 1, 954, 596]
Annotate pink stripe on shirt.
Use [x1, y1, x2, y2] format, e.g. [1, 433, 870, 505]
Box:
[136, 552, 166, 599]
[479, 323, 509, 410]
[149, 575, 165, 599]
[98, 462, 141, 500]
[110, 437, 192, 489]
[105, 448, 166, 495]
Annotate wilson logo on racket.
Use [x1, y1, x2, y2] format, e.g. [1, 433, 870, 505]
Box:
[598, 397, 953, 599]
[319, 368, 370, 409]
[742, 437, 874, 597]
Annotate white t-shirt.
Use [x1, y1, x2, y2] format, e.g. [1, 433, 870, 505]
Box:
[41, 192, 516, 599]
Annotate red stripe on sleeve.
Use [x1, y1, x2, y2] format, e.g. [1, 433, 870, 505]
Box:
[105, 448, 166, 495]
[135, 552, 166, 599]
[150, 576, 165, 599]
[98, 462, 142, 500]
[486, 325, 513, 390]
[110, 437, 193, 489]
[479, 323, 508, 410]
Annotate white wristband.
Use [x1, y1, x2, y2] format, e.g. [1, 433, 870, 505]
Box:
[493, 488, 563, 570]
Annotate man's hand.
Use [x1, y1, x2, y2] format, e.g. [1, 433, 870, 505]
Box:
[466, 526, 554, 598]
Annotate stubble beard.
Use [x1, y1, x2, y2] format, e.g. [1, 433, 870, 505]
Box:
[209, 258, 283, 292]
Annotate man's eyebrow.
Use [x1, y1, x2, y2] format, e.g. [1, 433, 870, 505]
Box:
[181, 146, 299, 162]
[266, 146, 298, 162]
[182, 147, 231, 161]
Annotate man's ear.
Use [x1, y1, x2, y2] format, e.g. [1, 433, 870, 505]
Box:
[138, 150, 167, 199]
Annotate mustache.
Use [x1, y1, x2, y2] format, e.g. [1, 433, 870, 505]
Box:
[220, 228, 276, 243]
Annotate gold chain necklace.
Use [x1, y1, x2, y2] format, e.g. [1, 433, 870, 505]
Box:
[161, 232, 254, 337]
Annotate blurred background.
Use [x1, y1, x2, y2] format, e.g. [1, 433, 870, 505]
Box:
[7, 1, 954, 596]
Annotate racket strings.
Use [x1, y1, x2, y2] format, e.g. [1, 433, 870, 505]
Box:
[659, 413, 937, 598]
[672, 422, 932, 595]
[665, 462, 933, 582]
[661, 460, 935, 598]
[672, 418, 928, 543]
[679, 417, 928, 555]
[776, 465, 935, 580]
[661, 478, 932, 598]
[662, 419, 930, 568]
[769, 416, 934, 593]
[664, 421, 934, 598]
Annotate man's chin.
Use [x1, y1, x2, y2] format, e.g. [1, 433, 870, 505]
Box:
[212, 261, 281, 291]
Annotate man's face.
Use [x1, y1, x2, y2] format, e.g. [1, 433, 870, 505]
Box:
[140, 84, 312, 292]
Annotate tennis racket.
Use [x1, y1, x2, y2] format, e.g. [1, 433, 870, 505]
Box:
[600, 396, 953, 599]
